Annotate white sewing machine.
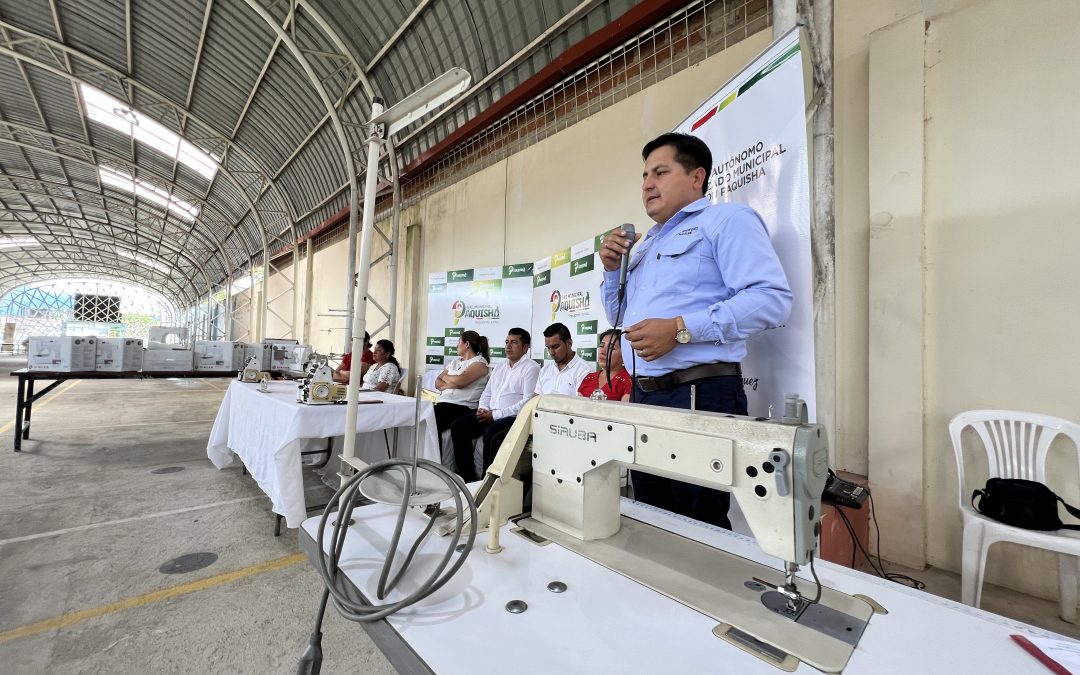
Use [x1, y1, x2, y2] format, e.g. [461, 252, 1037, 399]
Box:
[464, 394, 876, 673]
[237, 354, 271, 383]
[296, 355, 347, 404]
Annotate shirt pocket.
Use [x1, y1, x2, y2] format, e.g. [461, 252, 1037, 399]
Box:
[651, 231, 706, 294]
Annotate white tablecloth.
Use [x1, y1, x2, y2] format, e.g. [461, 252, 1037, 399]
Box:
[207, 380, 439, 527]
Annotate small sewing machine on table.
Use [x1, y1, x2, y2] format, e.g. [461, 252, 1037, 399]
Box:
[460, 394, 875, 673]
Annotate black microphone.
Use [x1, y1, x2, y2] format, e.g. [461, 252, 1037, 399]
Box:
[617, 223, 636, 302]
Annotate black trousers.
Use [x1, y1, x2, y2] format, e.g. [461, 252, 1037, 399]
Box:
[433, 402, 474, 434]
[630, 374, 747, 530]
[450, 414, 516, 482]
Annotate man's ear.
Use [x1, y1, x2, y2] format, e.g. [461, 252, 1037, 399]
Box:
[694, 166, 707, 192]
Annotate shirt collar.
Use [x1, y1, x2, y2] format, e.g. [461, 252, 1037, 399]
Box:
[648, 196, 711, 237]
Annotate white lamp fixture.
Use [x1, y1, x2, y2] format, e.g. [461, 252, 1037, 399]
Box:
[370, 67, 472, 136]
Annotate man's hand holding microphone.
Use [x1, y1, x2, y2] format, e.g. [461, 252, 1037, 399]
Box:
[600, 223, 680, 362]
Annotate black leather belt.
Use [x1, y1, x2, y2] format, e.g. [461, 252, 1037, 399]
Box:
[635, 362, 740, 393]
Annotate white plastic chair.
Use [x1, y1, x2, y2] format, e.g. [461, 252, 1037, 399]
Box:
[949, 410, 1080, 622]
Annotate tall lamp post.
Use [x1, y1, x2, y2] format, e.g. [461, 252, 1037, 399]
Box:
[341, 68, 471, 478]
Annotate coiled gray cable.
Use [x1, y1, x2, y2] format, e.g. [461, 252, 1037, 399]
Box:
[312, 457, 478, 623]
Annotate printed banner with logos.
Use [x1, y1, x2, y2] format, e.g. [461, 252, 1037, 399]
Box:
[673, 27, 816, 419]
[531, 233, 608, 368]
[425, 263, 535, 370]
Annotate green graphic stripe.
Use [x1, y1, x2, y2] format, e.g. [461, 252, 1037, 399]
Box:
[691, 42, 800, 131]
[737, 42, 800, 96]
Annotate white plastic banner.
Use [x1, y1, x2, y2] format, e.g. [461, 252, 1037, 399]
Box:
[425, 263, 534, 370]
[530, 233, 608, 367]
[673, 28, 816, 419]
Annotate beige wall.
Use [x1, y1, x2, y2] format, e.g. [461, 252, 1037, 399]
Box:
[263, 0, 1080, 600]
[839, 0, 1080, 599]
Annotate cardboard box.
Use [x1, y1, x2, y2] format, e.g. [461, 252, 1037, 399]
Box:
[269, 341, 308, 371]
[283, 345, 314, 374]
[147, 326, 190, 349]
[141, 348, 193, 372]
[243, 342, 272, 370]
[96, 338, 144, 372]
[27, 336, 97, 372]
[193, 340, 245, 371]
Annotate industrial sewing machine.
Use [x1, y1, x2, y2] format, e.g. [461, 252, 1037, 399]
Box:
[461, 394, 876, 673]
[237, 354, 271, 383]
[296, 354, 347, 404]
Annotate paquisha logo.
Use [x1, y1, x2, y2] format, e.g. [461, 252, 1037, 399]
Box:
[549, 289, 590, 320]
[452, 299, 500, 326]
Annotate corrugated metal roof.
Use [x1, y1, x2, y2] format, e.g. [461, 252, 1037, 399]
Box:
[0, 0, 687, 306]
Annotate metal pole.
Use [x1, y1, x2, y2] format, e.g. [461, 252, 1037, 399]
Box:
[342, 98, 386, 472]
[303, 241, 314, 344]
[388, 145, 401, 344]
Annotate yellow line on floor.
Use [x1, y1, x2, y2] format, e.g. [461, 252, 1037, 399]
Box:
[0, 380, 80, 435]
[43, 419, 216, 431]
[0, 552, 306, 645]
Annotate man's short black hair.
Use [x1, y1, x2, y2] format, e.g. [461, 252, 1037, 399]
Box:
[543, 322, 571, 342]
[642, 132, 712, 196]
[508, 327, 531, 347]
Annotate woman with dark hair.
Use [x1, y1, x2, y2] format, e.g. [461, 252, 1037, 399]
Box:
[433, 330, 490, 432]
[577, 329, 632, 401]
[360, 339, 401, 392]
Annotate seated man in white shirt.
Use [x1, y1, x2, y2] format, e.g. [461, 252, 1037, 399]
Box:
[449, 328, 540, 482]
[534, 322, 594, 396]
[481, 322, 594, 468]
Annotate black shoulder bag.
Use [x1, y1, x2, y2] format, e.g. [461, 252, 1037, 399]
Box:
[972, 478, 1080, 531]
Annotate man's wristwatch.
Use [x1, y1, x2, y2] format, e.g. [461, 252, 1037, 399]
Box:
[675, 316, 691, 344]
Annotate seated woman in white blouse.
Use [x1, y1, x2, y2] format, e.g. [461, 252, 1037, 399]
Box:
[433, 330, 490, 434]
[360, 339, 401, 392]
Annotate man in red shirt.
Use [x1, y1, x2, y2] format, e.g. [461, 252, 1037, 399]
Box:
[332, 332, 374, 383]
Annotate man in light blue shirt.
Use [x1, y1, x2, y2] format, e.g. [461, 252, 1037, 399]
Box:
[599, 132, 792, 529]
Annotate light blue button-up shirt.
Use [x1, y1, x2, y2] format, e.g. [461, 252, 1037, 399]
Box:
[601, 197, 792, 377]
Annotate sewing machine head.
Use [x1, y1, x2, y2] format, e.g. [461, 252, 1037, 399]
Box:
[296, 355, 347, 404]
[472, 396, 871, 672]
[490, 394, 829, 567]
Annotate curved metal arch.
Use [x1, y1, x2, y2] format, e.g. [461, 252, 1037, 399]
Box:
[0, 277, 181, 321]
[0, 254, 197, 309]
[0, 209, 212, 298]
[0, 203, 217, 289]
[0, 117, 269, 271]
[0, 21, 302, 241]
[0, 23, 298, 338]
[242, 0, 363, 348]
[0, 246, 199, 306]
[0, 181, 235, 284]
[0, 272, 187, 319]
[0, 125, 263, 273]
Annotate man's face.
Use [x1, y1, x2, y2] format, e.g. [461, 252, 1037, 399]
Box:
[642, 144, 706, 224]
[545, 335, 571, 366]
[504, 334, 527, 362]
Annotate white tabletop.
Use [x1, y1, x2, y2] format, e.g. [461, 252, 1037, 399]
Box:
[208, 380, 439, 527]
[301, 497, 1070, 674]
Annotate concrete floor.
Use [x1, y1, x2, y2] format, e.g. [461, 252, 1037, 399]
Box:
[0, 353, 1076, 674]
[0, 356, 394, 674]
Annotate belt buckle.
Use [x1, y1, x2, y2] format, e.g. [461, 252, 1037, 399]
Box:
[637, 376, 658, 393]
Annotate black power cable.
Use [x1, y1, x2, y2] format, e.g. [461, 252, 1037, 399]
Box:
[832, 496, 925, 590]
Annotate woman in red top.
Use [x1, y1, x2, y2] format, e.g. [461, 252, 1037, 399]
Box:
[578, 329, 632, 401]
